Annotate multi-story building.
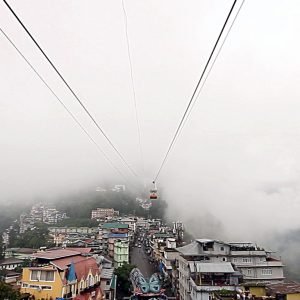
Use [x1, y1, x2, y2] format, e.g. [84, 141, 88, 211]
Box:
[91, 208, 119, 220]
[99, 222, 129, 257]
[20, 204, 67, 233]
[114, 240, 129, 268]
[0, 258, 23, 270]
[228, 242, 284, 282]
[176, 238, 284, 300]
[49, 226, 98, 235]
[43, 208, 67, 224]
[20, 249, 102, 299]
[136, 217, 150, 230]
[99, 257, 117, 300]
[108, 233, 129, 258]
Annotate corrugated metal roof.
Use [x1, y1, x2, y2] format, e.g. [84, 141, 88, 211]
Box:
[267, 283, 300, 295]
[195, 262, 234, 273]
[102, 223, 128, 229]
[108, 233, 128, 238]
[32, 249, 80, 260]
[176, 241, 201, 255]
[195, 239, 214, 244]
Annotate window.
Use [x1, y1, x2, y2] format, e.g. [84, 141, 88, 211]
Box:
[222, 257, 227, 262]
[233, 258, 238, 263]
[106, 292, 110, 300]
[29, 285, 39, 289]
[107, 280, 111, 286]
[30, 270, 54, 281]
[242, 258, 252, 263]
[220, 247, 224, 251]
[40, 271, 54, 281]
[247, 269, 252, 275]
[22, 283, 28, 288]
[262, 269, 272, 275]
[259, 257, 265, 262]
[31, 271, 39, 281]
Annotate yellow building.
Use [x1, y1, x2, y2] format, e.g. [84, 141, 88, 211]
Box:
[20, 249, 102, 300]
[242, 284, 267, 297]
[21, 265, 64, 299]
[266, 282, 300, 300]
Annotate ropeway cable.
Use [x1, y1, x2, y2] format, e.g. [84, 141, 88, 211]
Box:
[0, 27, 129, 182]
[3, 0, 139, 179]
[153, 0, 240, 182]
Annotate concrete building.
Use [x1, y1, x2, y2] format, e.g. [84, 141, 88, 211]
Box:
[176, 239, 284, 288]
[20, 249, 102, 299]
[114, 240, 129, 268]
[91, 208, 119, 220]
[176, 249, 241, 300]
[0, 258, 23, 270]
[99, 256, 117, 300]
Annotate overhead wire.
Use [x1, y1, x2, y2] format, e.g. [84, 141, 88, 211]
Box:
[153, 0, 240, 182]
[3, 0, 139, 179]
[121, 0, 145, 181]
[0, 26, 128, 183]
[178, 0, 246, 144]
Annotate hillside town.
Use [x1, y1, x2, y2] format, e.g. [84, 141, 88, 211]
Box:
[0, 202, 299, 300]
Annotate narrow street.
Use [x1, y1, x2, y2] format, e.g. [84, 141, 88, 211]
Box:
[130, 246, 156, 279]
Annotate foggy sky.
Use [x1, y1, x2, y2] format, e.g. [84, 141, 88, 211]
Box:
[1, 0, 300, 244]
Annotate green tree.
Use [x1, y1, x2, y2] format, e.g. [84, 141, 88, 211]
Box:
[11, 223, 49, 249]
[0, 282, 20, 300]
[114, 263, 136, 297]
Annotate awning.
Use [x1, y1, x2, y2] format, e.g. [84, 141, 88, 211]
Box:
[195, 262, 234, 273]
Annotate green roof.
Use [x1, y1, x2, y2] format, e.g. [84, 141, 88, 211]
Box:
[102, 223, 129, 229]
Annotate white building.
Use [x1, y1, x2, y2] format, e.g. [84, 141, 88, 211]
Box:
[176, 239, 284, 295]
[91, 208, 119, 220]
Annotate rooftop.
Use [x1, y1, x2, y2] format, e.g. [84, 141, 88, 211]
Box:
[32, 249, 81, 260]
[65, 247, 92, 254]
[74, 257, 99, 280]
[189, 262, 235, 273]
[50, 255, 86, 270]
[102, 223, 129, 229]
[108, 233, 128, 238]
[267, 282, 300, 295]
[0, 258, 23, 265]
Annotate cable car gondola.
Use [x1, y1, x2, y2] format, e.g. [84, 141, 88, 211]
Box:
[149, 181, 158, 200]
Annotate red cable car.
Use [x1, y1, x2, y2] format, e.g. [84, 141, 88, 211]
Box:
[149, 181, 158, 200]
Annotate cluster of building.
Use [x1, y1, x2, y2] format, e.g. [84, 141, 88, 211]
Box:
[145, 237, 290, 300]
[20, 203, 68, 233]
[91, 208, 119, 220]
[17, 248, 116, 300]
[2, 204, 300, 300]
[48, 208, 167, 270]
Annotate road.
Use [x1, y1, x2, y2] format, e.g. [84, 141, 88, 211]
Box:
[130, 246, 156, 279]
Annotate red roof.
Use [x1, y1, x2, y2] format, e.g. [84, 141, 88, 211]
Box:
[267, 283, 300, 295]
[74, 257, 100, 280]
[33, 249, 81, 260]
[50, 255, 86, 270]
[67, 247, 92, 254]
